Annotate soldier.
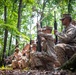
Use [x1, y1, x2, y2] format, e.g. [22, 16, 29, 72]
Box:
[29, 26, 60, 70]
[54, 14, 76, 65]
[12, 47, 26, 69]
[38, 26, 60, 69]
[31, 43, 37, 53]
[12, 47, 21, 69]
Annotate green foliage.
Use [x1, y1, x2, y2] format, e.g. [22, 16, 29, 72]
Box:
[0, 23, 30, 41]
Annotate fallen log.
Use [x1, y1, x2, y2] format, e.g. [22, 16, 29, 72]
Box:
[59, 53, 76, 72]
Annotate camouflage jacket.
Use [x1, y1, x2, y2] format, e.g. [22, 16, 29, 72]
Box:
[38, 32, 57, 60]
[57, 23, 76, 45]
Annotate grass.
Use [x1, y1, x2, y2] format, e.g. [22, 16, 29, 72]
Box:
[0, 65, 13, 70]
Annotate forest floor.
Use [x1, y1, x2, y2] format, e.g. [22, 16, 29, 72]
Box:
[0, 69, 76, 75]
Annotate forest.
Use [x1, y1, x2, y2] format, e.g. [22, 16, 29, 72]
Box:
[0, 0, 76, 75]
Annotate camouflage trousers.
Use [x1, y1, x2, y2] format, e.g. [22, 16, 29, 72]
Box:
[55, 43, 76, 65]
[29, 52, 56, 70]
[30, 52, 43, 69]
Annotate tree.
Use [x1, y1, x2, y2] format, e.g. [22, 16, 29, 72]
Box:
[16, 0, 22, 47]
[2, 0, 8, 66]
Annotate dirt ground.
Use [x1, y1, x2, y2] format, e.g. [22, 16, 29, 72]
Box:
[0, 69, 76, 75]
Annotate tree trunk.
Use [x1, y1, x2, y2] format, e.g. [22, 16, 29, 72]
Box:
[16, 0, 22, 47]
[37, 0, 47, 52]
[8, 33, 12, 56]
[2, 1, 8, 66]
[68, 0, 72, 14]
[40, 0, 47, 27]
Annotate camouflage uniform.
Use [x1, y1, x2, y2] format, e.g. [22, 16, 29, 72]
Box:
[39, 31, 60, 69]
[55, 24, 76, 65]
[12, 51, 22, 69]
[40, 32, 57, 60]
[12, 48, 28, 69]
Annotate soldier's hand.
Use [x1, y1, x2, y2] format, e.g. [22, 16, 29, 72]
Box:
[38, 28, 42, 32]
[38, 32, 44, 37]
[36, 22, 39, 26]
[54, 30, 59, 35]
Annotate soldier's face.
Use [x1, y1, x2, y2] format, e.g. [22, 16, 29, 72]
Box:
[31, 45, 36, 51]
[15, 50, 19, 53]
[46, 29, 51, 33]
[61, 18, 68, 26]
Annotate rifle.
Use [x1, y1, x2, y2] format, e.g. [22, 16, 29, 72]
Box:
[36, 23, 42, 52]
[54, 11, 58, 44]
